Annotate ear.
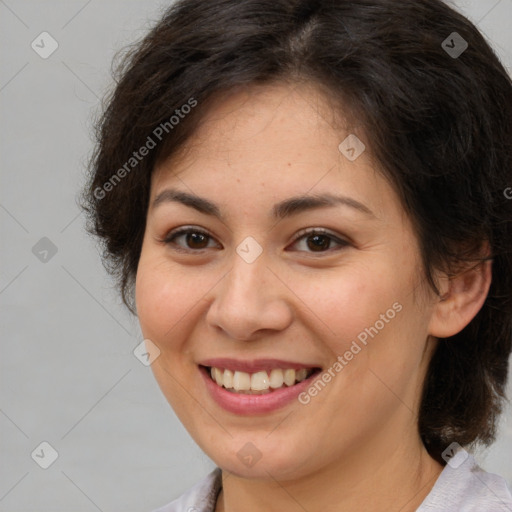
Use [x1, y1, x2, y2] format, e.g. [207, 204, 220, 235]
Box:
[428, 257, 492, 338]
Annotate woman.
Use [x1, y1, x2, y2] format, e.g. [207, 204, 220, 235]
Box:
[82, 0, 512, 510]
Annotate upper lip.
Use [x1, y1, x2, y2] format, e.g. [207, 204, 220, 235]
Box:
[199, 358, 321, 373]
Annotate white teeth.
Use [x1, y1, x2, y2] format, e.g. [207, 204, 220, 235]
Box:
[208, 366, 314, 392]
[269, 368, 284, 389]
[223, 369, 234, 389]
[296, 368, 308, 382]
[233, 371, 251, 391]
[213, 367, 223, 386]
[250, 371, 270, 391]
[283, 369, 296, 386]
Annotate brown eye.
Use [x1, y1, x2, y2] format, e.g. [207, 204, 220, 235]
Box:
[164, 227, 221, 251]
[289, 229, 350, 254]
[306, 234, 331, 251]
[186, 232, 209, 249]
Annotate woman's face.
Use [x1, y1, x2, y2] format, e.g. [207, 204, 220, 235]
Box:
[135, 82, 439, 480]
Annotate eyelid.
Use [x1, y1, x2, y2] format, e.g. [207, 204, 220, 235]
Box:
[164, 225, 209, 241]
[160, 225, 350, 253]
[162, 225, 222, 250]
[287, 227, 351, 252]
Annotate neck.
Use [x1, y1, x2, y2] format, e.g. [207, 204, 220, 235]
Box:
[215, 436, 443, 512]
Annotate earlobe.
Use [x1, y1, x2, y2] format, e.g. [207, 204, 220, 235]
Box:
[428, 258, 492, 338]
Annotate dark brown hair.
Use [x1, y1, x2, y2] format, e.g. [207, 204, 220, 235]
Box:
[81, 0, 512, 463]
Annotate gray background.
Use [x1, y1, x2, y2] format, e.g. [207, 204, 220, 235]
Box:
[1, 1, 511, 511]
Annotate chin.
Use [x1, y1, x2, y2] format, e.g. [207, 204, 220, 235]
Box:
[201, 434, 320, 481]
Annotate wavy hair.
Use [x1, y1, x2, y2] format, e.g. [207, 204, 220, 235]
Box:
[81, 0, 512, 462]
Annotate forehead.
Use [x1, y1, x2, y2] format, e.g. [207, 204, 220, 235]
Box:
[150, 81, 396, 221]
[153, 82, 356, 170]
[169, 81, 351, 160]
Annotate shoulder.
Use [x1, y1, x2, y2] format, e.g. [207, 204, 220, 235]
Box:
[418, 452, 512, 512]
[151, 467, 222, 512]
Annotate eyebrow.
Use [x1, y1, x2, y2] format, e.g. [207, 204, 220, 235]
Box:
[151, 189, 375, 219]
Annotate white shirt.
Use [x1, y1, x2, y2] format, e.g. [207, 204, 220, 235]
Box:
[152, 454, 512, 512]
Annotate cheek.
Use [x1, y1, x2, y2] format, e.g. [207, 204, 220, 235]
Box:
[291, 255, 428, 399]
[135, 253, 195, 344]
[135, 261, 170, 338]
[289, 264, 402, 352]
[135, 253, 202, 412]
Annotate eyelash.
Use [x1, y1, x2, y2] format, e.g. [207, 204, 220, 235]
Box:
[161, 226, 350, 254]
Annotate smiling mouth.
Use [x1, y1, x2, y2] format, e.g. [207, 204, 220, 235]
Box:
[200, 365, 322, 394]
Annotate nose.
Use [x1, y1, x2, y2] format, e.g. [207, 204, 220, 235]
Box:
[205, 250, 293, 341]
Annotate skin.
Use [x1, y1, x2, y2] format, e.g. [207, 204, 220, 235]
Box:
[135, 81, 491, 512]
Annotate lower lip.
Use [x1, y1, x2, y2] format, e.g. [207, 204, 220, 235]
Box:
[199, 366, 321, 415]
